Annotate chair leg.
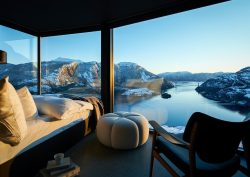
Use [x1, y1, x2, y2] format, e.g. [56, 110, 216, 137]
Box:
[149, 130, 158, 177]
[149, 150, 154, 177]
[153, 151, 180, 177]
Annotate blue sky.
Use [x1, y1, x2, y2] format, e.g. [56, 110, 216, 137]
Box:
[114, 0, 250, 74]
[0, 0, 249, 74]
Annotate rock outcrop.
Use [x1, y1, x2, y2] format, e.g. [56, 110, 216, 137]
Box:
[161, 92, 171, 99]
[196, 67, 250, 107]
[161, 78, 175, 92]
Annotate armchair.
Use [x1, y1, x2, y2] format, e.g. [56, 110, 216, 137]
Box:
[240, 116, 250, 176]
[149, 112, 244, 177]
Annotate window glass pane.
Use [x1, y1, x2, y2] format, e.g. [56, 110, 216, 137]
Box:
[114, 0, 250, 131]
[0, 26, 38, 93]
[41, 32, 101, 98]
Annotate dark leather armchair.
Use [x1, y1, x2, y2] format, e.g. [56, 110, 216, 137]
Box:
[149, 112, 244, 177]
[240, 116, 250, 176]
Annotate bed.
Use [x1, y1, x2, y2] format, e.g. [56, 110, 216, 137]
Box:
[0, 106, 94, 177]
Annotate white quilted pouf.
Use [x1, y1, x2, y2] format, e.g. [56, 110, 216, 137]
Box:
[96, 112, 149, 149]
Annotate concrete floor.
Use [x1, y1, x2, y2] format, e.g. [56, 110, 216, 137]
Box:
[65, 133, 247, 177]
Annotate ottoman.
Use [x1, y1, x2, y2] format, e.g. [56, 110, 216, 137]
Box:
[96, 112, 149, 149]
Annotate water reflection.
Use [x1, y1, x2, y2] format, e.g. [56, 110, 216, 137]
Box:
[114, 82, 249, 127]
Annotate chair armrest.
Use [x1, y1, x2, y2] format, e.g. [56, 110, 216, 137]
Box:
[237, 148, 250, 176]
[149, 120, 190, 149]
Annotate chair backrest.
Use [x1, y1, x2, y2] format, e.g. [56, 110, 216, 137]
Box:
[183, 112, 243, 163]
[242, 116, 250, 174]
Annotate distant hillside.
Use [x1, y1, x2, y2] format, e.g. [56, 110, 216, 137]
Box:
[158, 71, 224, 82]
[196, 67, 250, 107]
[0, 62, 37, 90]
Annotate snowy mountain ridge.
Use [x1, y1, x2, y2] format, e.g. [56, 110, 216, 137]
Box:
[0, 60, 169, 94]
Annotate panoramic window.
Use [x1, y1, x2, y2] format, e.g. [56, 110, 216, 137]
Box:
[0, 25, 38, 93]
[114, 0, 250, 132]
[41, 32, 101, 98]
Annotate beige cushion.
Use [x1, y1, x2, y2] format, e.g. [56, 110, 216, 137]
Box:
[17, 87, 38, 120]
[0, 77, 27, 146]
[33, 95, 85, 120]
[96, 112, 149, 149]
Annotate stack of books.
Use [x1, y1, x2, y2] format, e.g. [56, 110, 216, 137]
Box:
[40, 157, 80, 177]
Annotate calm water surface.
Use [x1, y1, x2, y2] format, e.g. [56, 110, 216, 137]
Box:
[114, 82, 248, 127]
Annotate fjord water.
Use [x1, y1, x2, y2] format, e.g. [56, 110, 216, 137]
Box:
[114, 82, 247, 127]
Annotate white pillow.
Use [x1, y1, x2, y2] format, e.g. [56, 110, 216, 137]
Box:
[17, 87, 39, 120]
[0, 77, 27, 145]
[33, 95, 83, 120]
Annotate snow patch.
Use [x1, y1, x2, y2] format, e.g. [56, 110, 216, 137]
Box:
[162, 125, 185, 134]
[244, 94, 250, 99]
[122, 88, 154, 96]
[141, 71, 150, 81]
[83, 72, 94, 85]
[237, 101, 247, 106]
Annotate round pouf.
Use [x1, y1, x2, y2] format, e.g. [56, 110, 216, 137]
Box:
[96, 112, 149, 149]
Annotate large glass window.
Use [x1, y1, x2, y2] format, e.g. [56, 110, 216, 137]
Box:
[0, 25, 38, 93]
[41, 32, 101, 98]
[114, 0, 250, 131]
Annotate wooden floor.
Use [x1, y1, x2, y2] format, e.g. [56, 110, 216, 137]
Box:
[65, 133, 247, 177]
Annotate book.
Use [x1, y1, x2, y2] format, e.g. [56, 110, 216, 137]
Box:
[50, 162, 80, 176]
[46, 157, 71, 172]
[40, 162, 80, 177]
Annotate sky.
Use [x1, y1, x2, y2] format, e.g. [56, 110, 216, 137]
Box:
[0, 0, 250, 74]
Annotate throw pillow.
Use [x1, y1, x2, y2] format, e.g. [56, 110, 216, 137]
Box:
[33, 95, 83, 120]
[17, 87, 39, 119]
[0, 77, 27, 145]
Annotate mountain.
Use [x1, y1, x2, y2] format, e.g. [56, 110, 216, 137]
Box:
[158, 71, 224, 82]
[0, 63, 37, 90]
[42, 61, 173, 94]
[196, 67, 250, 107]
[114, 62, 174, 93]
[0, 60, 173, 94]
[41, 61, 101, 93]
[115, 62, 158, 84]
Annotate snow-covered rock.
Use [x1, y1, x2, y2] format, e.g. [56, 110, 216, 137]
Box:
[196, 67, 250, 107]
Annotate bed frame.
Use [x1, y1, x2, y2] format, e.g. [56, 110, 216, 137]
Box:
[0, 117, 93, 177]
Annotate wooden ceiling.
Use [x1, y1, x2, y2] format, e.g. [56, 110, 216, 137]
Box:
[0, 0, 228, 37]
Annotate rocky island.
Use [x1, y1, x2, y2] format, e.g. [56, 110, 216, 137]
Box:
[196, 67, 250, 107]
